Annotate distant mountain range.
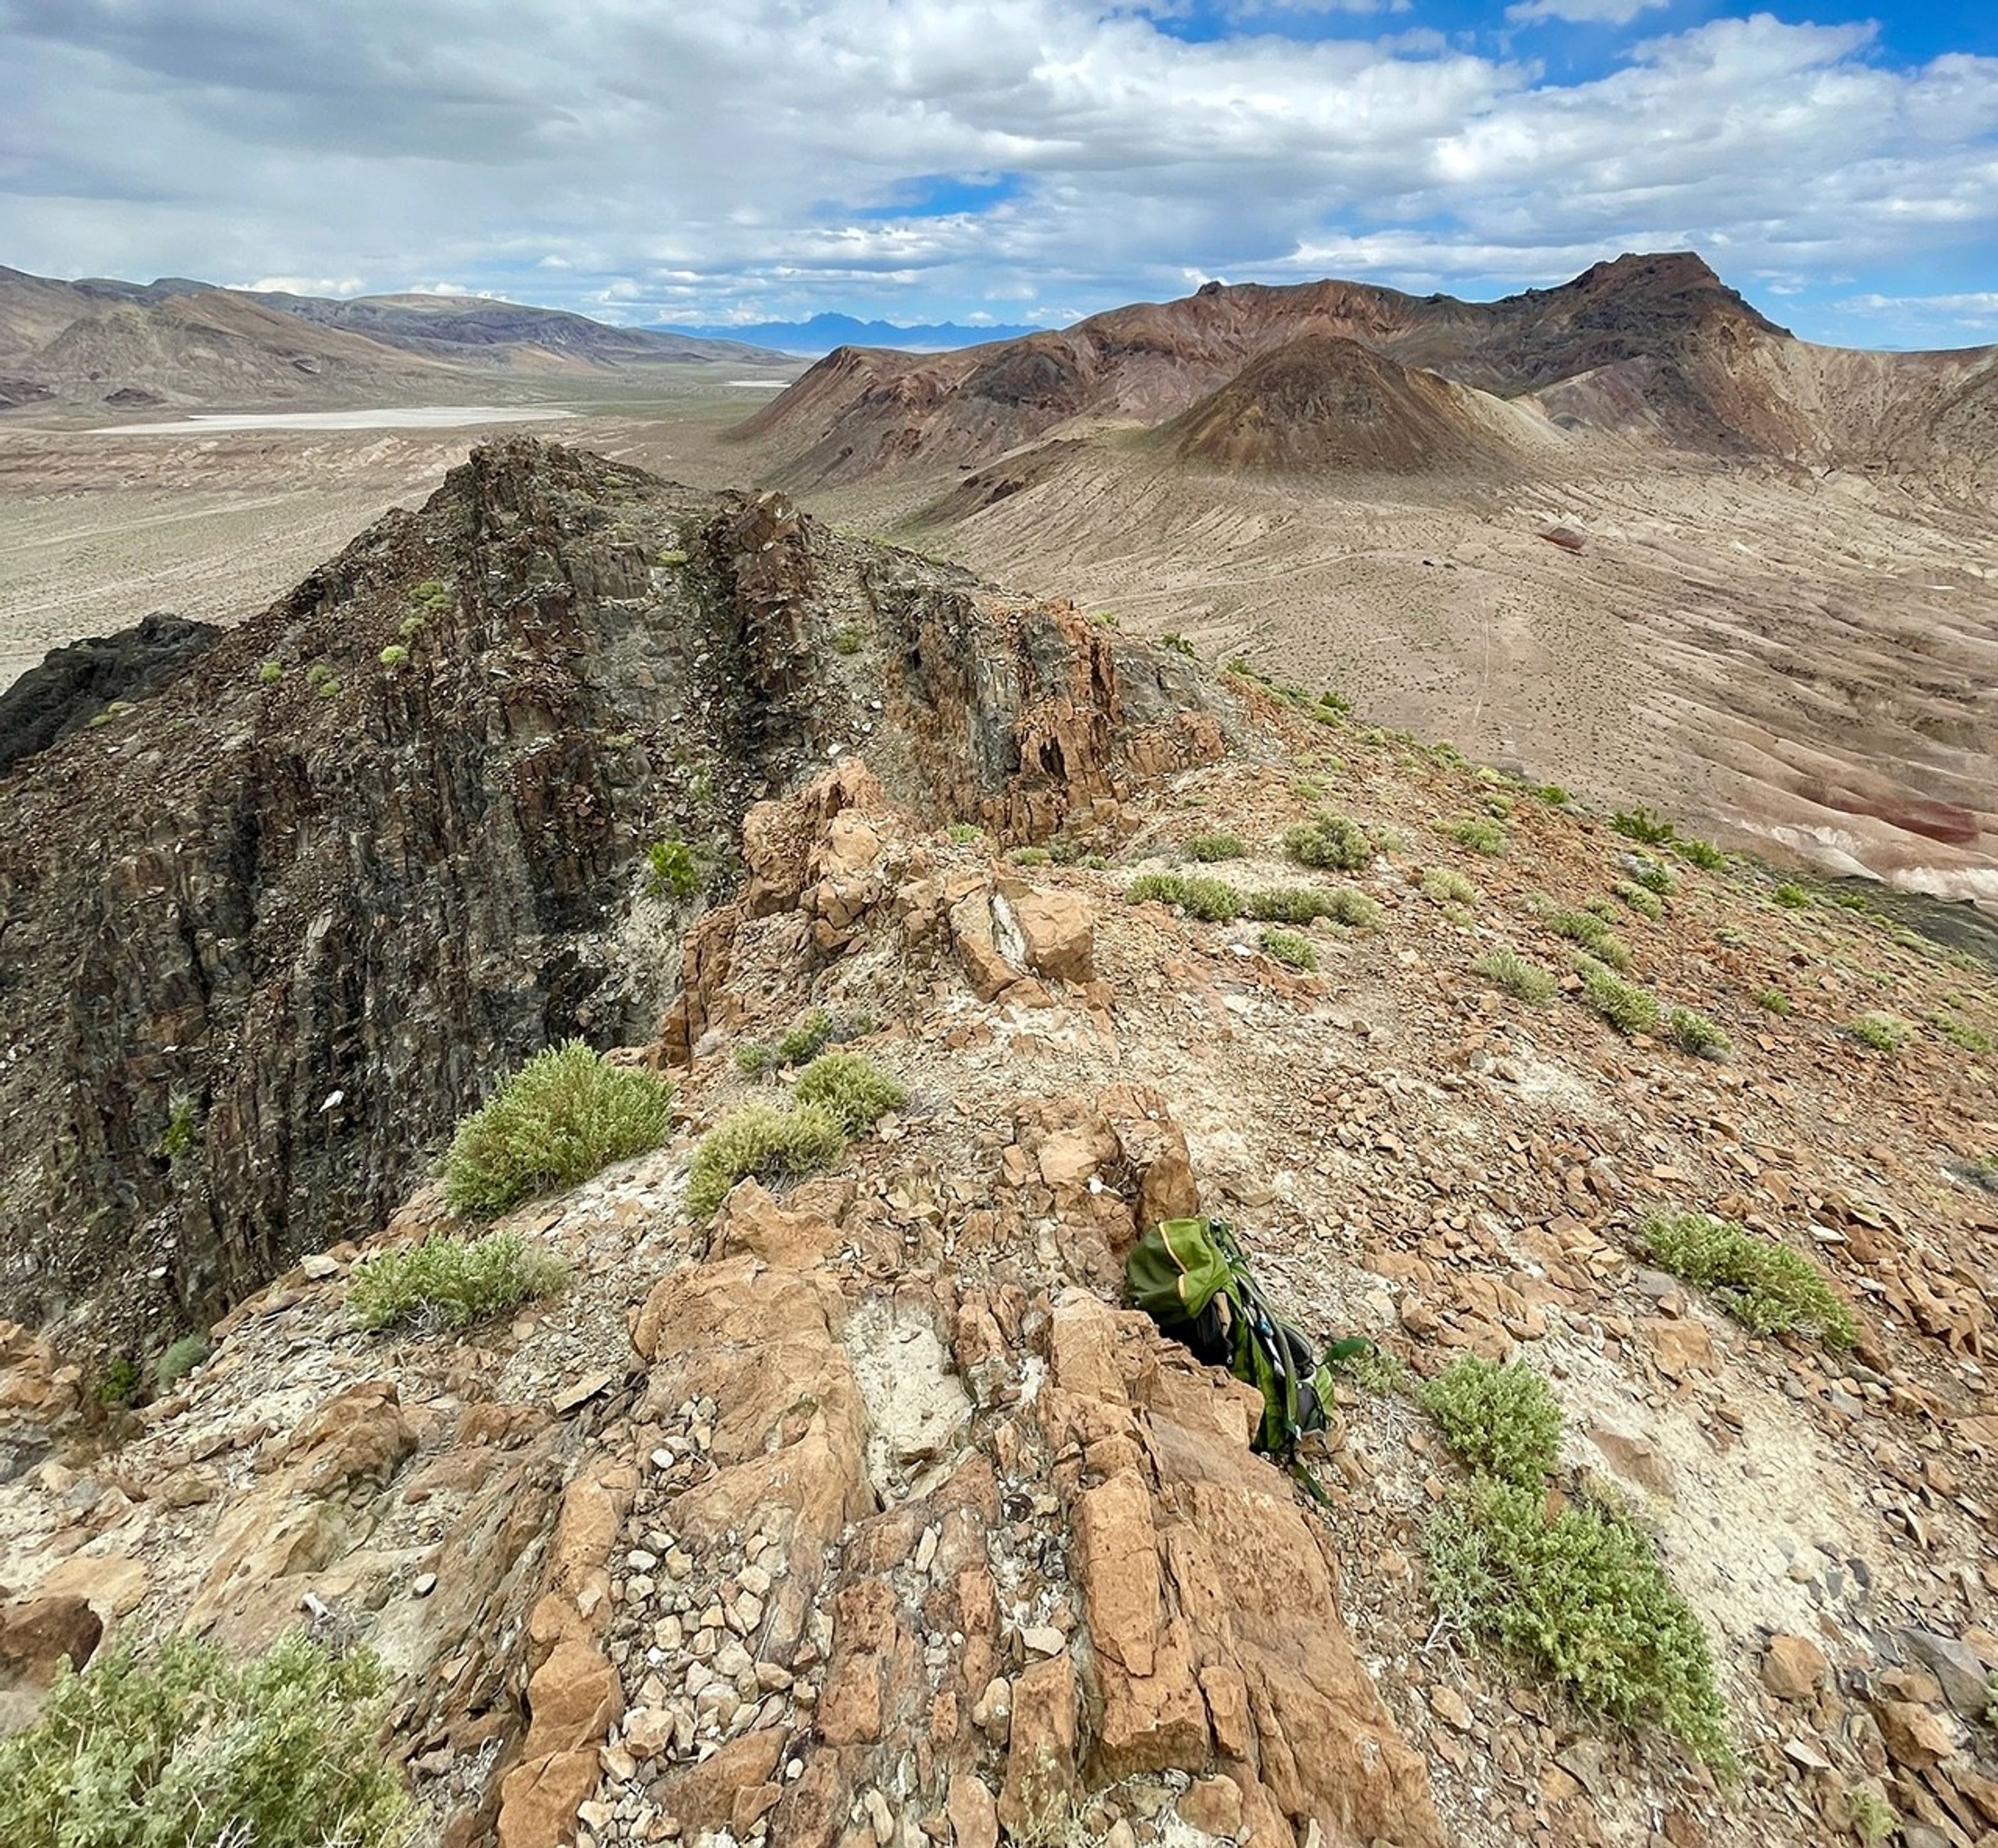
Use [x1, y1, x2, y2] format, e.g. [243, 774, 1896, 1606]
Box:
[0, 268, 792, 411]
[660, 312, 1042, 355]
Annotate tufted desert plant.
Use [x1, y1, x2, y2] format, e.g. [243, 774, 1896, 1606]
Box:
[1423, 867, 1476, 906]
[1451, 815, 1507, 855]
[1665, 1008, 1730, 1061]
[1578, 959, 1659, 1036]
[154, 1334, 211, 1389]
[1283, 811, 1372, 871]
[1846, 1012, 1911, 1054]
[686, 1103, 847, 1217]
[0, 1630, 414, 1848]
[1473, 948, 1556, 1004]
[1259, 927, 1318, 971]
[1644, 1211, 1856, 1346]
[1126, 871, 1246, 922]
[442, 1039, 673, 1218]
[1417, 1354, 1564, 1492]
[348, 1229, 567, 1331]
[793, 1051, 907, 1135]
[1544, 906, 1632, 971]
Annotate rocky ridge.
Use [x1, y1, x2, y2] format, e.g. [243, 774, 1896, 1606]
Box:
[1, 444, 1996, 1848]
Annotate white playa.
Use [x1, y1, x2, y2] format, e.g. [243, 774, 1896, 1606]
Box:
[89, 405, 577, 434]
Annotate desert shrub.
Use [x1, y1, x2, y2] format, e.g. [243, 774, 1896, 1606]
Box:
[1481, 793, 1514, 821]
[1751, 987, 1792, 1016]
[315, 677, 340, 700]
[442, 1039, 673, 1217]
[1245, 887, 1324, 925]
[1452, 816, 1506, 854]
[1847, 1012, 1911, 1053]
[947, 822, 982, 844]
[1531, 783, 1571, 806]
[1671, 836, 1726, 871]
[1473, 949, 1556, 1004]
[255, 659, 282, 684]
[1932, 1011, 1994, 1054]
[646, 837, 703, 901]
[1773, 882, 1814, 909]
[735, 1043, 774, 1079]
[0, 1630, 413, 1848]
[1424, 1481, 1730, 1763]
[776, 1009, 836, 1066]
[1615, 881, 1663, 920]
[1612, 807, 1676, 846]
[305, 663, 335, 688]
[1126, 872, 1246, 922]
[1665, 1008, 1730, 1060]
[1578, 961, 1659, 1036]
[831, 623, 865, 655]
[348, 1229, 567, 1331]
[655, 549, 689, 567]
[1545, 908, 1632, 971]
[397, 612, 426, 640]
[1009, 846, 1051, 867]
[155, 1334, 211, 1389]
[1259, 928, 1318, 971]
[1644, 1211, 1857, 1345]
[95, 1358, 141, 1408]
[1417, 1355, 1563, 1492]
[1283, 812, 1372, 871]
[1423, 867, 1476, 906]
[1159, 631, 1195, 657]
[686, 1103, 846, 1217]
[1626, 857, 1675, 895]
[378, 645, 409, 667]
[159, 1092, 200, 1164]
[793, 1051, 907, 1135]
[1184, 832, 1246, 863]
[1584, 895, 1622, 924]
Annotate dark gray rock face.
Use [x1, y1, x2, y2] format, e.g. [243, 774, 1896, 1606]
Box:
[0, 438, 1228, 1351]
[0, 611, 220, 777]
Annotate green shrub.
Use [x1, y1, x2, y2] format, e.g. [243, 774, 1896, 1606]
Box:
[1615, 881, 1663, 920]
[1417, 1355, 1563, 1492]
[1579, 961, 1659, 1036]
[831, 623, 865, 655]
[655, 549, 689, 567]
[0, 1631, 413, 1848]
[1451, 816, 1506, 854]
[315, 678, 340, 700]
[1665, 1008, 1730, 1060]
[1424, 1482, 1729, 1763]
[1473, 949, 1555, 1004]
[1159, 631, 1195, 657]
[774, 1007, 869, 1066]
[1185, 832, 1246, 863]
[348, 1229, 567, 1330]
[305, 663, 334, 688]
[1933, 1011, 1995, 1054]
[1545, 907, 1632, 971]
[1750, 986, 1792, 1015]
[1423, 867, 1476, 906]
[160, 1092, 200, 1164]
[686, 1102, 846, 1217]
[1847, 1012, 1911, 1053]
[442, 1040, 673, 1217]
[1481, 793, 1514, 821]
[1773, 882, 1814, 909]
[397, 613, 426, 641]
[155, 1334, 211, 1389]
[1671, 836, 1726, 870]
[1126, 872, 1245, 922]
[1010, 846, 1052, 867]
[1259, 928, 1318, 971]
[1644, 1211, 1857, 1344]
[1283, 812, 1372, 871]
[1612, 807, 1676, 846]
[1531, 783, 1570, 806]
[793, 1051, 907, 1134]
[95, 1359, 140, 1408]
[1244, 885, 1375, 928]
[735, 1043, 774, 1079]
[378, 644, 409, 668]
[1627, 857, 1675, 895]
[413, 577, 451, 605]
[1584, 894, 1622, 924]
[947, 822, 982, 844]
[646, 838, 703, 901]
[255, 659, 282, 685]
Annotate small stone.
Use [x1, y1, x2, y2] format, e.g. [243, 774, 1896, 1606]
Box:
[1178, 1775, 1243, 1839]
[1019, 1626, 1064, 1658]
[1429, 1685, 1474, 1732]
[1874, 1699, 1957, 1770]
[864, 1788, 895, 1845]
[971, 1676, 1012, 1738]
[1761, 1634, 1828, 1701]
[411, 1573, 438, 1599]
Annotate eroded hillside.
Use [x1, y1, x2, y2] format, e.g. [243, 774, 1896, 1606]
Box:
[1, 443, 1996, 1848]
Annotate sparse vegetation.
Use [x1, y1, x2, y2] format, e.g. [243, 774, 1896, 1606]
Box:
[1283, 811, 1372, 871]
[1544, 907, 1633, 971]
[686, 1102, 847, 1217]
[1844, 1787, 1898, 1847]
[1847, 1011, 1911, 1053]
[1425, 1480, 1730, 1764]
[1578, 959, 1659, 1036]
[792, 1051, 907, 1134]
[655, 549, 689, 567]
[1259, 928, 1318, 971]
[1422, 867, 1476, 906]
[441, 1039, 673, 1218]
[1246, 885, 1378, 929]
[1751, 987, 1792, 1015]
[735, 1043, 775, 1079]
[1184, 832, 1246, 862]
[1612, 807, 1677, 846]
[255, 659, 282, 684]
[1126, 871, 1246, 922]
[1626, 857, 1675, 895]
[1417, 1355, 1563, 1492]
[1773, 882, 1814, 909]
[0, 1631, 413, 1848]
[1159, 631, 1195, 657]
[1671, 836, 1727, 871]
[378, 644, 409, 667]
[1931, 1010, 1993, 1055]
[831, 622, 865, 655]
[1010, 846, 1052, 867]
[1615, 881, 1663, 920]
[348, 1228, 567, 1331]
[645, 837, 703, 901]
[773, 1007, 869, 1067]
[1665, 1008, 1730, 1060]
[1473, 949, 1556, 1004]
[159, 1091, 200, 1165]
[1644, 1210, 1857, 1346]
[155, 1334, 211, 1389]
[95, 1358, 141, 1408]
[1451, 816, 1507, 854]
[397, 613, 426, 640]
[947, 822, 983, 845]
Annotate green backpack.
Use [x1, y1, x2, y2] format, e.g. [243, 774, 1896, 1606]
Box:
[1127, 1216, 1367, 1474]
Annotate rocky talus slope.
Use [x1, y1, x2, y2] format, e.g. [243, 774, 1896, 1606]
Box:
[3, 445, 1997, 1848]
[0, 439, 1223, 1347]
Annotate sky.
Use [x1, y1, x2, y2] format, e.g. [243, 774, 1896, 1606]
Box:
[3, 0, 1996, 349]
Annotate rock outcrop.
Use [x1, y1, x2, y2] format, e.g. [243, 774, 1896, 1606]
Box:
[0, 440, 1228, 1350]
[0, 610, 220, 776]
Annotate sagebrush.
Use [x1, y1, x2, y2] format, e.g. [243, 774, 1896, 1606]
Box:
[1417, 1355, 1564, 1491]
[1283, 811, 1372, 871]
[1644, 1211, 1856, 1345]
[686, 1102, 846, 1217]
[792, 1051, 907, 1134]
[1473, 948, 1555, 1004]
[442, 1040, 672, 1217]
[348, 1229, 567, 1331]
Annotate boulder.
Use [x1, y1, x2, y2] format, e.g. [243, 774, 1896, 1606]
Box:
[0, 1593, 102, 1691]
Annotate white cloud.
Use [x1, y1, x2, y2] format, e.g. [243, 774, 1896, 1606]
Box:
[239, 274, 366, 296]
[1505, 0, 1668, 26]
[0, 0, 1992, 341]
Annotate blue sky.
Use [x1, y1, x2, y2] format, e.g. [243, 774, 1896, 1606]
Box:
[3, 0, 1996, 348]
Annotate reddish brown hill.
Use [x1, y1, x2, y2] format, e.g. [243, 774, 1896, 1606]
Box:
[744, 252, 1997, 485]
[1162, 333, 1522, 475]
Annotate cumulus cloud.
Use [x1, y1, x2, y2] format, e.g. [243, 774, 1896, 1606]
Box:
[0, 0, 1993, 342]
